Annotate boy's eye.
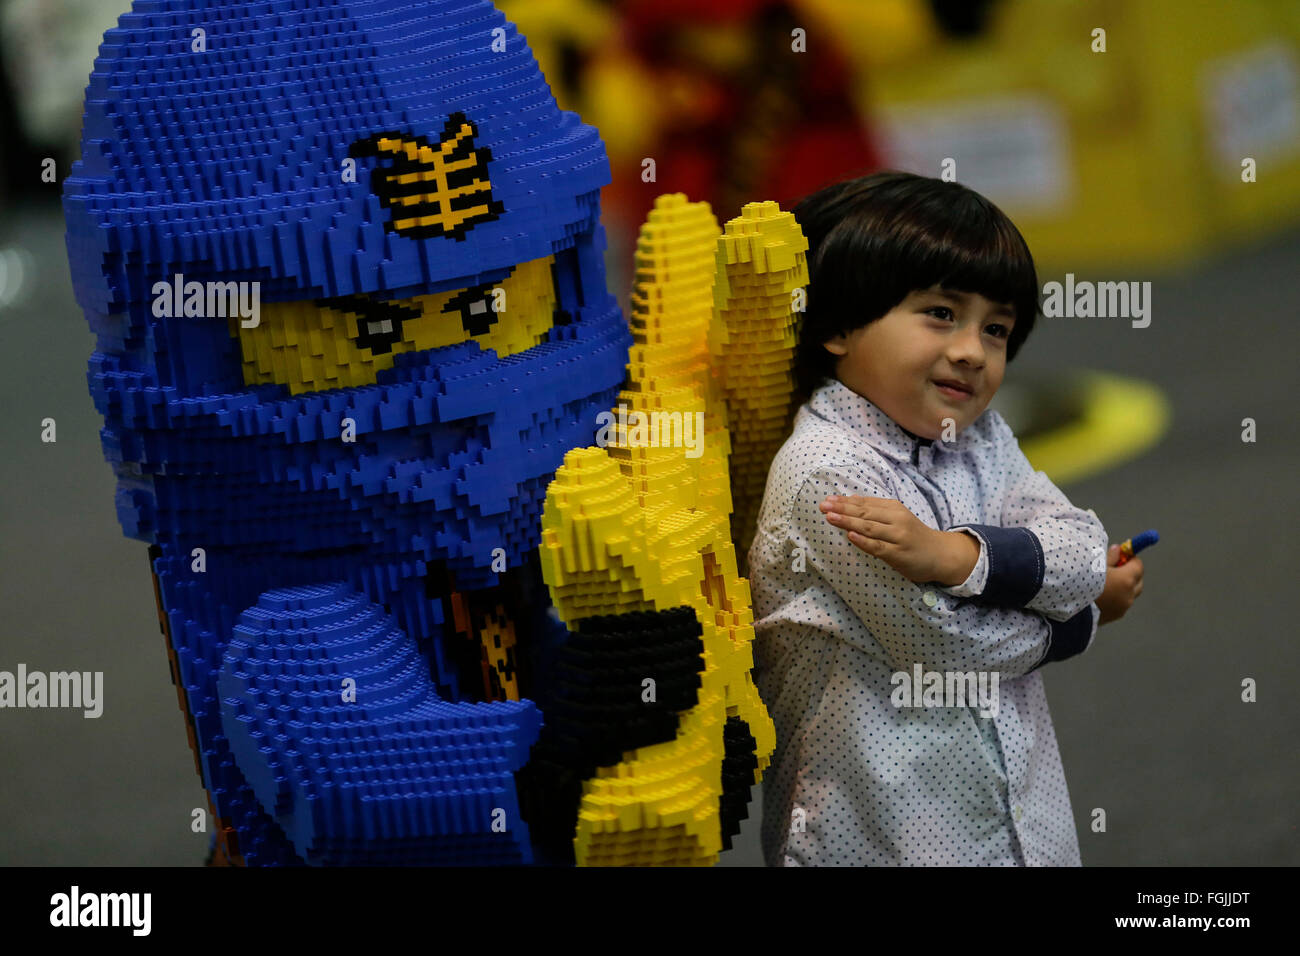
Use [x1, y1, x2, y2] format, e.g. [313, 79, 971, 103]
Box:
[930, 306, 1008, 340]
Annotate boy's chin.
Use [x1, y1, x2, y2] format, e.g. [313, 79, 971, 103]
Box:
[897, 413, 944, 441]
[921, 402, 978, 438]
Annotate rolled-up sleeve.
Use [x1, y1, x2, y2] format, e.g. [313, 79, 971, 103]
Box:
[949, 415, 1108, 625]
[791, 462, 1067, 678]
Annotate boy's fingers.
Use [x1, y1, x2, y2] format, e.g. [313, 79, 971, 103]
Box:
[846, 530, 877, 553]
[826, 512, 890, 540]
[1117, 559, 1143, 593]
[823, 500, 875, 521]
[849, 532, 903, 564]
[821, 495, 895, 516]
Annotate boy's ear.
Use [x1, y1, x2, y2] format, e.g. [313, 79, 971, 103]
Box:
[822, 332, 849, 357]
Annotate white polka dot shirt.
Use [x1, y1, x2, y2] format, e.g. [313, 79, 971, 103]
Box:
[748, 378, 1108, 866]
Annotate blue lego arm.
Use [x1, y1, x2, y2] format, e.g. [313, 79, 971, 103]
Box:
[217, 582, 543, 865]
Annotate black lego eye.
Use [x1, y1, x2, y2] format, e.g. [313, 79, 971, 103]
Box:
[441, 278, 507, 337]
[317, 295, 423, 355]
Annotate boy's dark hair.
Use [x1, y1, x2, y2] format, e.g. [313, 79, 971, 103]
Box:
[791, 170, 1039, 400]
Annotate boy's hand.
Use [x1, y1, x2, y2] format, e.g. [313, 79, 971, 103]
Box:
[820, 495, 960, 584]
[1096, 543, 1145, 625]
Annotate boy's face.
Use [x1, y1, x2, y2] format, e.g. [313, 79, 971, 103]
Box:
[824, 287, 1016, 440]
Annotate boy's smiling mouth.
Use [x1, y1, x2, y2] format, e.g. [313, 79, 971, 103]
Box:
[932, 378, 976, 400]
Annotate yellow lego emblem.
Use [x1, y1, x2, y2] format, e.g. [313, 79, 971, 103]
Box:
[351, 113, 506, 240]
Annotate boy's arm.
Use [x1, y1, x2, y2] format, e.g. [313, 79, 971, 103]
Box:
[946, 414, 1108, 622]
[792, 463, 1096, 677]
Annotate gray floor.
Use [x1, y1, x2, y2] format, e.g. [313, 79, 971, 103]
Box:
[1, 201, 1295, 866]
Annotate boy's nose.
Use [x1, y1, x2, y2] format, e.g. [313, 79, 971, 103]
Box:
[947, 329, 987, 366]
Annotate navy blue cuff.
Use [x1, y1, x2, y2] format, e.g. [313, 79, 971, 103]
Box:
[1033, 605, 1095, 671]
[957, 524, 1044, 607]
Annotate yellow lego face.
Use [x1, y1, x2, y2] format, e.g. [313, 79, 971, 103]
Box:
[230, 255, 559, 394]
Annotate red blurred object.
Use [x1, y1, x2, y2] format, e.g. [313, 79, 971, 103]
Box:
[610, 0, 880, 225]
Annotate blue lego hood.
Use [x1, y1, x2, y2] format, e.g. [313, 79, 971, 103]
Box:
[63, 0, 612, 316]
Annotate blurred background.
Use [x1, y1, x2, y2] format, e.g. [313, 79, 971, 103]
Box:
[1, 0, 1296, 866]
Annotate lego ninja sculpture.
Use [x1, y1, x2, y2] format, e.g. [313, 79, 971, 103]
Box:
[64, 0, 806, 865]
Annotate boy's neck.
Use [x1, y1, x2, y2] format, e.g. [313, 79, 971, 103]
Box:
[833, 378, 935, 445]
[898, 423, 932, 445]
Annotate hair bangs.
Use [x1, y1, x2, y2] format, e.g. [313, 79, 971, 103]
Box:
[913, 192, 1040, 351]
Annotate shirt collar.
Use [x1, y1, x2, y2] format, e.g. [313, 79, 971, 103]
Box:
[807, 378, 989, 463]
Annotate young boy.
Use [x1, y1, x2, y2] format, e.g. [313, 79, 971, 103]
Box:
[747, 171, 1145, 866]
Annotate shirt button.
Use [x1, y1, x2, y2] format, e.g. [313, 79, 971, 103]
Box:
[922, 590, 938, 607]
[1013, 805, 1023, 822]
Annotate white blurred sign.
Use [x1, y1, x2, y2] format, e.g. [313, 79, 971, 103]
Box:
[876, 93, 1072, 216]
[1202, 41, 1300, 176]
